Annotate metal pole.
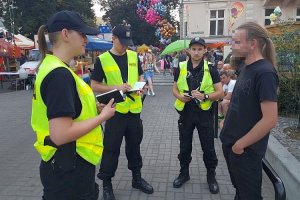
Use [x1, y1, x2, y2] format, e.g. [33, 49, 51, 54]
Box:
[262, 158, 286, 200]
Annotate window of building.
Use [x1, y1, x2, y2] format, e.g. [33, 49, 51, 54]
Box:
[265, 8, 275, 25]
[297, 8, 300, 21]
[210, 10, 224, 36]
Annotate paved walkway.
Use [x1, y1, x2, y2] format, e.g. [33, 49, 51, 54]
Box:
[0, 86, 275, 200]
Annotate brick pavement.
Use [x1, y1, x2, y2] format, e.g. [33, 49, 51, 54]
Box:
[0, 87, 275, 200]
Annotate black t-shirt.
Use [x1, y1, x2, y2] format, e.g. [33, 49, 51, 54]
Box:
[41, 67, 82, 120]
[91, 51, 143, 83]
[174, 60, 220, 121]
[220, 59, 279, 155]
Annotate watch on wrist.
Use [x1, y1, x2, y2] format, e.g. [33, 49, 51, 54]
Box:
[204, 94, 209, 100]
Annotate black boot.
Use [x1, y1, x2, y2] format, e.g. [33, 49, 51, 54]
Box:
[173, 170, 190, 188]
[207, 170, 219, 194]
[103, 180, 116, 200]
[132, 171, 154, 194]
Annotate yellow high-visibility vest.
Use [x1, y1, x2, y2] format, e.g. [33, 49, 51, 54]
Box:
[174, 61, 215, 111]
[31, 54, 103, 165]
[99, 50, 142, 114]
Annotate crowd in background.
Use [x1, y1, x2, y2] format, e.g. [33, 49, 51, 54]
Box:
[138, 45, 239, 104]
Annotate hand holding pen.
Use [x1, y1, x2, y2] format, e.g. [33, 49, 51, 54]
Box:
[118, 79, 132, 93]
[191, 88, 205, 101]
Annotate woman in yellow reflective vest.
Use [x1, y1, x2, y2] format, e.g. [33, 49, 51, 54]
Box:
[31, 11, 115, 200]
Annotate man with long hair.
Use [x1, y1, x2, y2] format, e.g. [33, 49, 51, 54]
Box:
[220, 22, 279, 200]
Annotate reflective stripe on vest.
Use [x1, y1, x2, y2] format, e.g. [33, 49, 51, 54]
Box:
[174, 61, 215, 111]
[99, 50, 142, 114]
[31, 54, 103, 165]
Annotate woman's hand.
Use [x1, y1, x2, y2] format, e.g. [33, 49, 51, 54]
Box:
[96, 102, 106, 114]
[99, 99, 116, 121]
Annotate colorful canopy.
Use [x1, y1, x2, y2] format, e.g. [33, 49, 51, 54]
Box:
[0, 39, 21, 58]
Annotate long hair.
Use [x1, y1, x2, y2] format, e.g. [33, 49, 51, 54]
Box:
[237, 22, 277, 69]
[36, 25, 58, 72]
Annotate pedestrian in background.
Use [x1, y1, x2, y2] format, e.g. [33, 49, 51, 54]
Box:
[220, 22, 278, 200]
[91, 24, 153, 200]
[31, 10, 115, 200]
[172, 37, 224, 194]
[178, 49, 189, 63]
[163, 54, 172, 76]
[144, 52, 159, 96]
[172, 52, 179, 71]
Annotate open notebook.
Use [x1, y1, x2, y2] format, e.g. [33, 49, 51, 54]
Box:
[128, 81, 146, 92]
[96, 89, 125, 104]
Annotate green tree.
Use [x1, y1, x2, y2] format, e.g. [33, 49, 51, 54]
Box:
[271, 22, 300, 129]
[0, 0, 97, 39]
[56, 0, 96, 26]
[97, 0, 179, 46]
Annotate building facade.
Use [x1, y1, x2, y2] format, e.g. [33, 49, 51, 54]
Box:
[179, 0, 300, 41]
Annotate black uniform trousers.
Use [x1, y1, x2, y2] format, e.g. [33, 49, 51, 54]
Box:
[40, 154, 99, 200]
[98, 112, 143, 181]
[177, 104, 218, 173]
[222, 145, 263, 200]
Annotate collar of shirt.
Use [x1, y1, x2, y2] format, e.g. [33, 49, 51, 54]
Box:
[187, 59, 204, 72]
[187, 59, 204, 78]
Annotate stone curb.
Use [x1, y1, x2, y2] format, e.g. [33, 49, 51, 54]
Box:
[265, 135, 300, 200]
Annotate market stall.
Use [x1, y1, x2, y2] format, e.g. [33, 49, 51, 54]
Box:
[13, 34, 34, 50]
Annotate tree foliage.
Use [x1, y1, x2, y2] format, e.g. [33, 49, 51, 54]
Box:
[0, 0, 97, 39]
[271, 22, 300, 128]
[96, 0, 179, 46]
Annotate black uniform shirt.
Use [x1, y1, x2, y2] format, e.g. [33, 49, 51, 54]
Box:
[174, 59, 220, 102]
[220, 59, 278, 155]
[174, 59, 220, 122]
[41, 67, 82, 120]
[91, 51, 143, 83]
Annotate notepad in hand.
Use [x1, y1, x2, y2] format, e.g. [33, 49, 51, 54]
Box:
[96, 89, 125, 104]
[129, 81, 146, 92]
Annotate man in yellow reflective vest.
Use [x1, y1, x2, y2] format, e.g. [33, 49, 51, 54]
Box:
[91, 25, 153, 200]
[172, 37, 224, 194]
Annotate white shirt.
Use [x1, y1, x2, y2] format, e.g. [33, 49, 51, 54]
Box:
[138, 55, 144, 63]
[223, 79, 236, 94]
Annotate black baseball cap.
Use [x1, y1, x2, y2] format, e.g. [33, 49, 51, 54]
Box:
[189, 37, 206, 47]
[112, 25, 134, 46]
[46, 10, 99, 35]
